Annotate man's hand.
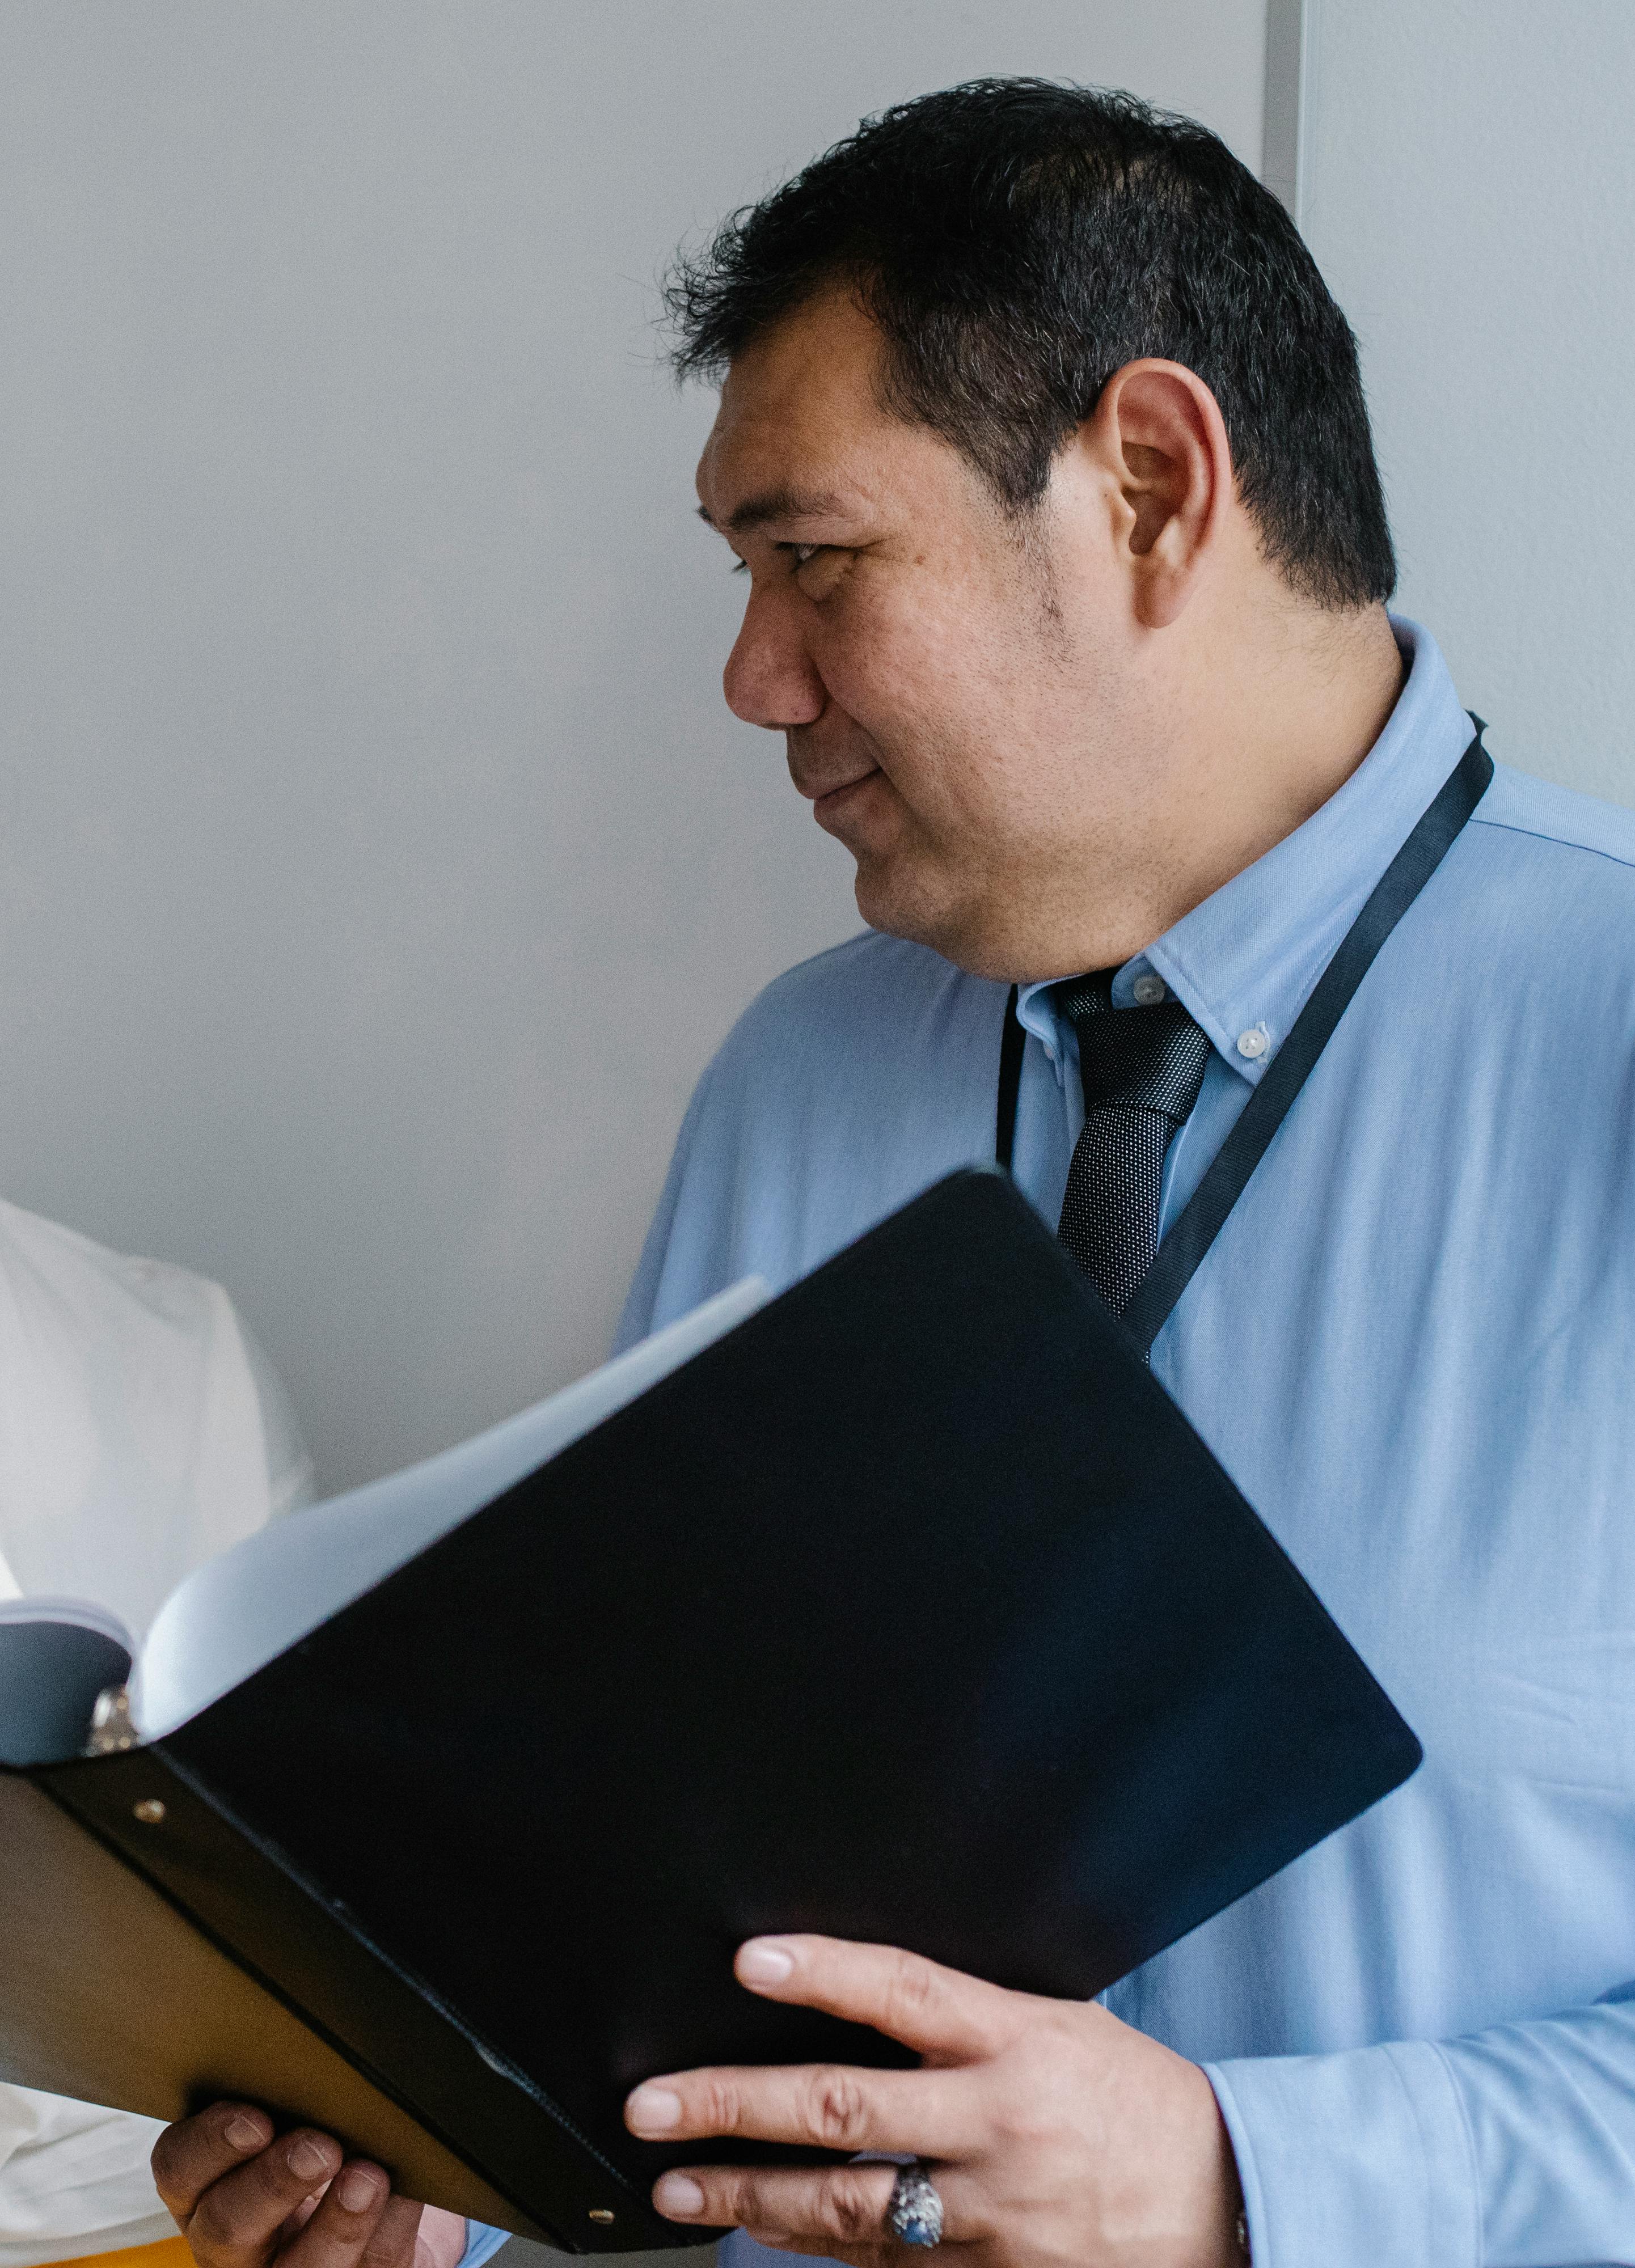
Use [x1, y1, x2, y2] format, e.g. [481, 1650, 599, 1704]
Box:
[624, 1936, 1243, 2268]
[151, 2103, 467, 2268]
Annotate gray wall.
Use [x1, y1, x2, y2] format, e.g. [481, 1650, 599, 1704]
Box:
[0, 1, 1267, 1491]
[1296, 0, 1635, 807]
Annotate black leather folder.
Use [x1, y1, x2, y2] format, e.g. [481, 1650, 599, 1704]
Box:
[0, 1168, 1420, 2252]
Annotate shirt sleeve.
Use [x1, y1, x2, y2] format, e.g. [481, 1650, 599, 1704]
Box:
[611, 1053, 721, 1355]
[233, 1312, 316, 1522]
[1207, 1985, 1635, 2266]
[457, 2221, 510, 2268]
[0, 2089, 176, 2267]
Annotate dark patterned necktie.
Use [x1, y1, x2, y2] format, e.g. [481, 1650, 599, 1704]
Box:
[1054, 971, 1213, 1314]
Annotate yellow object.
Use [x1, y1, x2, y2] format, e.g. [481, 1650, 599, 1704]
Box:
[50, 2239, 191, 2268]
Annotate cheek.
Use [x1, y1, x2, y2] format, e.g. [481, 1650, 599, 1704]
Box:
[816, 578, 1040, 792]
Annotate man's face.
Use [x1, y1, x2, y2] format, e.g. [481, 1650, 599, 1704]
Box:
[696, 288, 1150, 981]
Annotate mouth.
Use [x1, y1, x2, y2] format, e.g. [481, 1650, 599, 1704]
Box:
[808, 766, 883, 821]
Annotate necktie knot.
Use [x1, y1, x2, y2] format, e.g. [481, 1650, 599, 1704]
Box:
[1055, 975, 1214, 1124]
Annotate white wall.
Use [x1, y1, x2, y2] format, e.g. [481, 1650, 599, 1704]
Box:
[1296, 0, 1635, 807]
[0, 2, 1268, 1491]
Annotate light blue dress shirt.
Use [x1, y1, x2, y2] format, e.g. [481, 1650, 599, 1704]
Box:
[458, 2224, 509, 2268]
[606, 620, 1635, 2268]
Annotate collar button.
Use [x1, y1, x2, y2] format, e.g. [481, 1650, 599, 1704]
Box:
[1236, 1023, 1270, 1060]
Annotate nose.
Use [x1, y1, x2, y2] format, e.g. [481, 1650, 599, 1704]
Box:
[722, 582, 827, 730]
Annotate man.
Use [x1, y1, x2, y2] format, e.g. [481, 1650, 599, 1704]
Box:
[158, 80, 1635, 2268]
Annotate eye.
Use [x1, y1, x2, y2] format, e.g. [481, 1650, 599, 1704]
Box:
[783, 543, 855, 601]
[730, 557, 749, 576]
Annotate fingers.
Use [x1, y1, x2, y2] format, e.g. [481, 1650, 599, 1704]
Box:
[152, 2105, 402, 2268]
[626, 2062, 979, 2157]
[733, 1936, 1012, 2060]
[153, 2104, 279, 2225]
[190, 2132, 351, 2262]
[361, 2195, 426, 2268]
[653, 2160, 899, 2243]
[410, 2207, 466, 2268]
[273, 2164, 402, 2268]
[650, 2160, 975, 2250]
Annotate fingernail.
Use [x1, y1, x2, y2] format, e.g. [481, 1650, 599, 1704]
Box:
[626, 2085, 683, 2134]
[738, 1939, 795, 1985]
[654, 2174, 705, 2219]
[288, 2135, 339, 2183]
[337, 2166, 384, 2214]
[223, 2114, 267, 2151]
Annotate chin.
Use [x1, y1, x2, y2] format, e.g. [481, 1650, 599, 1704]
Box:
[852, 857, 1003, 977]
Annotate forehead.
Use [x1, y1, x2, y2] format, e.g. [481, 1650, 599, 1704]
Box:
[695, 286, 949, 527]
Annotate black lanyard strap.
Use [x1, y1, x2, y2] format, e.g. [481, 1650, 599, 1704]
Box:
[996, 721, 1493, 1357]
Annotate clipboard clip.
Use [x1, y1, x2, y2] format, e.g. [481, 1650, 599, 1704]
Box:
[84, 1685, 138, 1757]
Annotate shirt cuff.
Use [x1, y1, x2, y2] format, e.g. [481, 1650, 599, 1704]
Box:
[1205, 2038, 1480, 2268]
[457, 2221, 510, 2268]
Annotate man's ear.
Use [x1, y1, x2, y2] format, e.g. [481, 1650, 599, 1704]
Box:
[1084, 360, 1234, 629]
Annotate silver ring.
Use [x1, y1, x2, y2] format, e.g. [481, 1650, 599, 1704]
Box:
[886, 2161, 944, 2248]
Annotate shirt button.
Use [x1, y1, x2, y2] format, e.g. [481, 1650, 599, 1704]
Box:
[1236, 1023, 1270, 1060]
[1131, 973, 1168, 1006]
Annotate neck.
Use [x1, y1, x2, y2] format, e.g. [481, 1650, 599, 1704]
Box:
[985, 601, 1406, 983]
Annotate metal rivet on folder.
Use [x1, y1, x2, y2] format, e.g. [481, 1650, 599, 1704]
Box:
[588, 2210, 615, 2224]
[132, 1799, 167, 1824]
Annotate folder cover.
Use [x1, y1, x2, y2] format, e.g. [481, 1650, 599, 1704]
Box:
[0, 1168, 1421, 2251]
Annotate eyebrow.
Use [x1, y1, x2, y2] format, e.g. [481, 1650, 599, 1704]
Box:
[696, 486, 851, 535]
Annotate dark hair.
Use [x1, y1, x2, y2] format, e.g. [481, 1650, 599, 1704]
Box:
[665, 79, 1394, 609]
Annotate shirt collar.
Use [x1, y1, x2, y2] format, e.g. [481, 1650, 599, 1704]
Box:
[1017, 616, 1476, 1087]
